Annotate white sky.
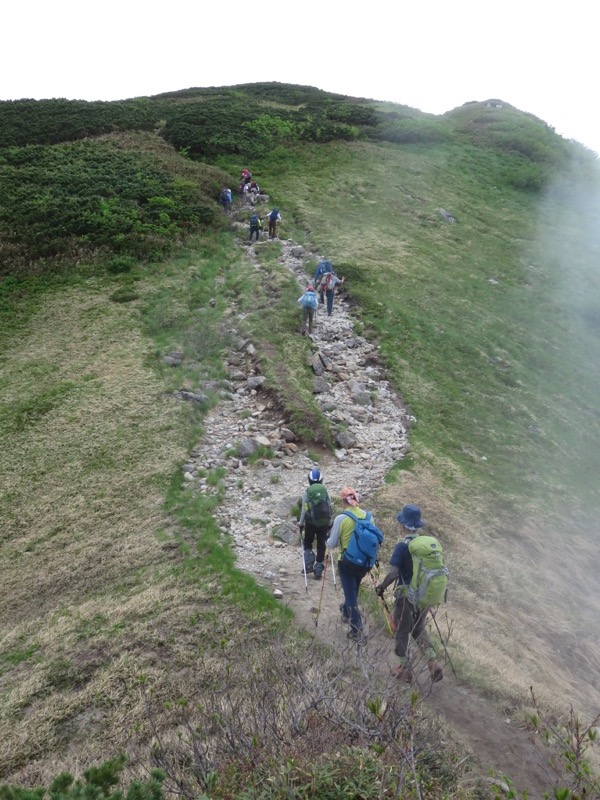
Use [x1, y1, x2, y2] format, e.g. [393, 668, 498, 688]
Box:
[2, 0, 598, 156]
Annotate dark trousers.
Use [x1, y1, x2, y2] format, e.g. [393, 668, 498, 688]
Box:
[338, 560, 367, 634]
[303, 522, 328, 563]
[326, 289, 334, 315]
[268, 219, 277, 238]
[249, 225, 260, 241]
[393, 595, 435, 661]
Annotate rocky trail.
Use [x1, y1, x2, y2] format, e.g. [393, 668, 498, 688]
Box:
[178, 203, 555, 798]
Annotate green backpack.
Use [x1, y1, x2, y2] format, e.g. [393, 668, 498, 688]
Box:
[400, 535, 448, 609]
[305, 483, 333, 528]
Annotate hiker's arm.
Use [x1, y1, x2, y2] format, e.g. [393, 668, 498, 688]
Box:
[326, 515, 344, 549]
[376, 566, 399, 595]
[298, 492, 307, 527]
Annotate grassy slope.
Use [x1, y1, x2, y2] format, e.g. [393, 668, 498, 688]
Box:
[0, 234, 295, 782]
[2, 89, 600, 789]
[252, 138, 600, 713]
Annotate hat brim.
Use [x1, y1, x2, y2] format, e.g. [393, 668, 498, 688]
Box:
[396, 512, 424, 528]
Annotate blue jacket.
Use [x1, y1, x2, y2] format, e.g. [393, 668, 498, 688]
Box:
[389, 540, 413, 586]
[314, 260, 333, 284]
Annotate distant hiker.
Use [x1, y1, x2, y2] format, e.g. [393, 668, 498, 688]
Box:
[267, 208, 282, 239]
[327, 487, 384, 643]
[248, 181, 261, 206]
[376, 504, 447, 684]
[297, 285, 319, 335]
[298, 468, 333, 580]
[248, 212, 262, 242]
[241, 168, 252, 184]
[220, 187, 232, 214]
[316, 270, 344, 316]
[314, 259, 333, 287]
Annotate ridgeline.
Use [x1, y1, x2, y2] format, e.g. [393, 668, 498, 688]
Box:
[1, 83, 599, 799]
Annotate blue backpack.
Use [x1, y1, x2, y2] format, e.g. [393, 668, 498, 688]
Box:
[269, 209, 279, 221]
[250, 213, 260, 226]
[301, 291, 318, 310]
[341, 511, 384, 571]
[314, 260, 333, 284]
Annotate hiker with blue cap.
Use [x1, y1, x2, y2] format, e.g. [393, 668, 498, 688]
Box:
[376, 504, 447, 684]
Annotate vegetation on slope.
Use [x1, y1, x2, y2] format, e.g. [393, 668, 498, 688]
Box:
[1, 83, 600, 797]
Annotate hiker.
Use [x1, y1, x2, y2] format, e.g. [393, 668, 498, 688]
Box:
[267, 208, 282, 239]
[297, 285, 319, 335]
[376, 504, 446, 684]
[248, 180, 261, 202]
[314, 259, 333, 288]
[241, 168, 252, 184]
[248, 212, 262, 242]
[316, 270, 344, 316]
[298, 468, 333, 580]
[220, 187, 232, 214]
[327, 487, 384, 643]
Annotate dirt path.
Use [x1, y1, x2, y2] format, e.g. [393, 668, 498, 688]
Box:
[187, 215, 554, 798]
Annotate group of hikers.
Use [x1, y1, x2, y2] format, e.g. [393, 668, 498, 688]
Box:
[299, 468, 448, 684]
[297, 259, 344, 335]
[222, 168, 344, 335]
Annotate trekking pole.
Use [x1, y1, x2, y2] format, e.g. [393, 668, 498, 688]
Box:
[369, 571, 396, 635]
[313, 555, 328, 627]
[430, 610, 458, 679]
[299, 526, 308, 593]
[329, 547, 337, 590]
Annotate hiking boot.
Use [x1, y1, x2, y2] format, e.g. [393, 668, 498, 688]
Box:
[339, 603, 349, 624]
[428, 659, 443, 683]
[347, 629, 366, 645]
[393, 664, 414, 684]
[302, 550, 315, 574]
[313, 561, 324, 580]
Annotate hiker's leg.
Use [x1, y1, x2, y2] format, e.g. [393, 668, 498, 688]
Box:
[307, 308, 314, 334]
[393, 596, 414, 662]
[338, 563, 362, 634]
[301, 307, 309, 334]
[326, 289, 334, 315]
[303, 522, 316, 552]
[412, 607, 436, 661]
[315, 527, 327, 563]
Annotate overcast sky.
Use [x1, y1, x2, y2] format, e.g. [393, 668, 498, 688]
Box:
[3, 0, 598, 156]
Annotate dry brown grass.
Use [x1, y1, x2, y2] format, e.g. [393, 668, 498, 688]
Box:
[376, 464, 600, 718]
[0, 287, 211, 783]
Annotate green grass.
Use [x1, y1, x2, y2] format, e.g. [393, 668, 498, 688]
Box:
[253, 138, 600, 521]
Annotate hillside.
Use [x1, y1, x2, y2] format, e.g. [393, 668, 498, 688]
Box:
[1, 84, 599, 799]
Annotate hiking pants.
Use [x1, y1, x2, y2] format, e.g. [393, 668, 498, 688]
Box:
[338, 560, 367, 635]
[393, 596, 436, 663]
[268, 219, 277, 238]
[303, 522, 328, 564]
[249, 224, 260, 241]
[301, 306, 315, 334]
[326, 289, 335, 315]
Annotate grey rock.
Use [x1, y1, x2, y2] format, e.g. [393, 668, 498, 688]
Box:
[162, 351, 184, 367]
[280, 427, 297, 442]
[335, 430, 357, 449]
[273, 520, 300, 546]
[173, 390, 209, 405]
[313, 376, 330, 394]
[236, 437, 259, 459]
[354, 391, 373, 406]
[311, 353, 325, 376]
[291, 246, 305, 257]
[247, 375, 266, 389]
